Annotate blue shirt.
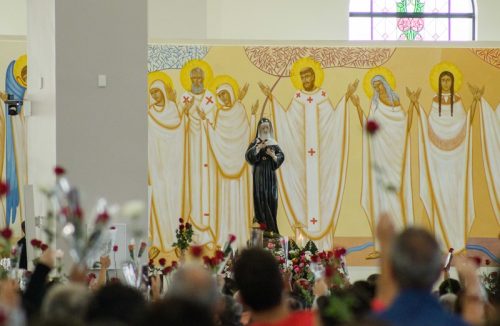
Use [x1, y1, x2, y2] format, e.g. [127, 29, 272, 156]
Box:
[377, 289, 469, 326]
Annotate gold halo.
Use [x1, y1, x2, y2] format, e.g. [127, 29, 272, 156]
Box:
[209, 75, 240, 104]
[13, 54, 27, 88]
[429, 61, 462, 93]
[180, 59, 213, 92]
[363, 66, 396, 98]
[290, 57, 324, 90]
[148, 71, 173, 91]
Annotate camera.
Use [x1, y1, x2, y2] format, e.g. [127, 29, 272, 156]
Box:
[4, 94, 23, 116]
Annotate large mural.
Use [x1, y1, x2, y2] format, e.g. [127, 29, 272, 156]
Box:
[148, 45, 500, 264]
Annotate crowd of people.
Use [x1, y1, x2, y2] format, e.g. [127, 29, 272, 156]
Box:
[0, 214, 497, 326]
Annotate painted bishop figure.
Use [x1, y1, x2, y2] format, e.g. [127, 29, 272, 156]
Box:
[258, 57, 358, 248]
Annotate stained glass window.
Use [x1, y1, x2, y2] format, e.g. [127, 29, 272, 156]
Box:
[349, 0, 476, 41]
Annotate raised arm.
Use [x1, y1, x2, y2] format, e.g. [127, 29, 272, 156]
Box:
[258, 82, 273, 101]
[468, 83, 484, 124]
[406, 87, 421, 120]
[345, 79, 359, 102]
[349, 94, 365, 126]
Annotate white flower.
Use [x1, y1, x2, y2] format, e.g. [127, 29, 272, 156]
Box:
[55, 249, 64, 259]
[121, 200, 145, 219]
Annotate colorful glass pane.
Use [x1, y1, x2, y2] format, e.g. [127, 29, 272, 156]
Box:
[349, 0, 475, 41]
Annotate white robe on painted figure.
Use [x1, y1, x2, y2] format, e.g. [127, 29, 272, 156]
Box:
[478, 99, 500, 224]
[361, 100, 413, 249]
[418, 95, 474, 252]
[272, 89, 349, 249]
[148, 81, 185, 251]
[207, 84, 251, 248]
[182, 89, 217, 246]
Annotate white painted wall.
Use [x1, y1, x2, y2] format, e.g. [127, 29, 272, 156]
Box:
[207, 0, 349, 40]
[476, 0, 500, 41]
[26, 0, 56, 218]
[0, 0, 26, 36]
[148, 0, 207, 41]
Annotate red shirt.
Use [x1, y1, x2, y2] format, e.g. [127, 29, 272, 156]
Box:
[251, 311, 315, 326]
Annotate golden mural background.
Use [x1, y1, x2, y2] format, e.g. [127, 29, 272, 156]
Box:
[152, 46, 499, 247]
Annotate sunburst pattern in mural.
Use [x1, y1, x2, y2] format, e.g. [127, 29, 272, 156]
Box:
[470, 48, 500, 69]
[148, 45, 210, 72]
[244, 47, 395, 76]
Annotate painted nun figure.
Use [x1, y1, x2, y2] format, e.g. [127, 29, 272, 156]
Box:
[245, 118, 285, 233]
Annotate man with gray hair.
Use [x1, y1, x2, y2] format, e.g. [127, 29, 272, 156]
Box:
[167, 263, 219, 308]
[377, 228, 468, 326]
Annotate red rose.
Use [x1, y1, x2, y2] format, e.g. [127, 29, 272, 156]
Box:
[96, 211, 110, 224]
[366, 120, 380, 135]
[319, 252, 326, 260]
[203, 256, 211, 265]
[159, 258, 166, 266]
[0, 182, 9, 196]
[113, 245, 118, 252]
[74, 206, 83, 219]
[171, 261, 178, 268]
[179, 224, 185, 231]
[40, 243, 49, 251]
[228, 234, 236, 243]
[469, 256, 481, 266]
[325, 265, 334, 278]
[54, 166, 66, 176]
[210, 257, 219, 267]
[449, 248, 454, 253]
[215, 250, 224, 260]
[179, 218, 184, 224]
[110, 226, 116, 230]
[87, 272, 97, 280]
[311, 255, 319, 263]
[163, 266, 173, 275]
[0, 228, 12, 239]
[259, 223, 267, 231]
[148, 259, 154, 266]
[485, 259, 491, 266]
[190, 245, 203, 258]
[185, 222, 192, 229]
[30, 239, 41, 248]
[327, 251, 334, 258]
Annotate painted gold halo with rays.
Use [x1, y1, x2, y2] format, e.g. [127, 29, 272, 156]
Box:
[148, 71, 173, 91]
[430, 61, 462, 93]
[290, 57, 324, 91]
[209, 75, 240, 108]
[363, 66, 396, 98]
[13, 54, 27, 88]
[180, 59, 213, 92]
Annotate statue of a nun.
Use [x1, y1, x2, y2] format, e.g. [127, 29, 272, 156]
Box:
[245, 118, 285, 233]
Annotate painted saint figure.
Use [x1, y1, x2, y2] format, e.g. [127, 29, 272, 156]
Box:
[477, 92, 500, 225]
[350, 69, 414, 258]
[409, 62, 479, 252]
[245, 118, 284, 233]
[147, 71, 186, 251]
[0, 54, 28, 226]
[206, 75, 256, 246]
[180, 60, 218, 246]
[259, 57, 357, 248]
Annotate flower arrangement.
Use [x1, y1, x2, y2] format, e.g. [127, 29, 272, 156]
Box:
[201, 234, 237, 275]
[172, 218, 194, 253]
[46, 166, 111, 265]
[264, 233, 349, 307]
